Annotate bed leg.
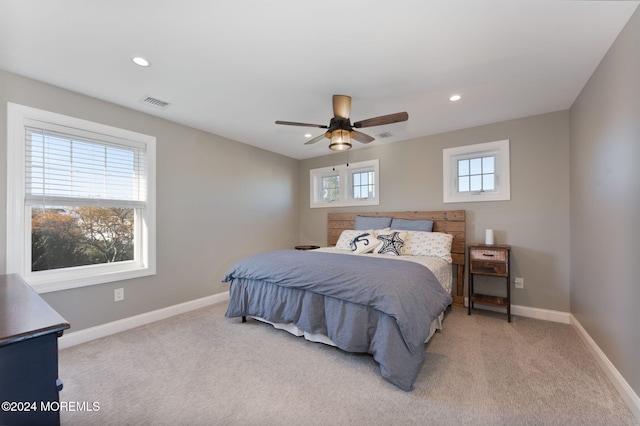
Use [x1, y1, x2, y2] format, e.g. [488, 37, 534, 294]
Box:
[242, 316, 246, 323]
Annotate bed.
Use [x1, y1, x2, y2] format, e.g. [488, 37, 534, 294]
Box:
[223, 210, 466, 391]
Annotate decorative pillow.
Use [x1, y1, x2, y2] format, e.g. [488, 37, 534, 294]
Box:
[336, 230, 364, 251]
[405, 231, 453, 262]
[335, 229, 380, 254]
[390, 218, 434, 232]
[374, 231, 407, 256]
[354, 215, 392, 230]
[351, 232, 381, 254]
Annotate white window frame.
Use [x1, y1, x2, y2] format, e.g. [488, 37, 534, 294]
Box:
[310, 159, 380, 208]
[6, 103, 156, 293]
[443, 139, 510, 203]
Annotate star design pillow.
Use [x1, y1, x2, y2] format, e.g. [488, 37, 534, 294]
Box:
[375, 231, 407, 256]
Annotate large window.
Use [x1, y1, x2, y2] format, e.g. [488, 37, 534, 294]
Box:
[310, 159, 379, 208]
[7, 103, 156, 292]
[443, 140, 510, 203]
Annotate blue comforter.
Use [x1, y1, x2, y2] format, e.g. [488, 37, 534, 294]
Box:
[223, 249, 452, 391]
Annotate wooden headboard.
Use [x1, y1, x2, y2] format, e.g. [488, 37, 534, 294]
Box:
[327, 210, 466, 306]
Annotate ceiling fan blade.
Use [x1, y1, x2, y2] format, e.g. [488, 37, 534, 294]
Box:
[275, 120, 328, 129]
[332, 95, 351, 119]
[352, 131, 375, 144]
[304, 133, 328, 145]
[353, 112, 408, 128]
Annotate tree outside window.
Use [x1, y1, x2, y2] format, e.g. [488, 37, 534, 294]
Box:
[31, 206, 134, 271]
[322, 175, 340, 202]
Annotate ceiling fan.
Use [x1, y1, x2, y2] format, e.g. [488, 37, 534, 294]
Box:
[275, 95, 408, 151]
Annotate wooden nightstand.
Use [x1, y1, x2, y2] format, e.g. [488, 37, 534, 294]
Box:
[468, 244, 512, 322]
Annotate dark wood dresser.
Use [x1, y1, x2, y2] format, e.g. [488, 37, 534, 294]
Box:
[0, 274, 70, 426]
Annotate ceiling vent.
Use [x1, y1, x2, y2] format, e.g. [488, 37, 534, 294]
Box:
[139, 95, 171, 110]
[377, 132, 393, 138]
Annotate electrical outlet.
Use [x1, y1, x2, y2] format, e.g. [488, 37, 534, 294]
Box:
[514, 277, 524, 289]
[114, 288, 124, 302]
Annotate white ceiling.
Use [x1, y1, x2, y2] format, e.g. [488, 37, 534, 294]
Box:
[1, 1, 638, 160]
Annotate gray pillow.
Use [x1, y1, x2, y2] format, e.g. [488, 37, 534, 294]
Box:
[390, 218, 434, 232]
[354, 215, 392, 230]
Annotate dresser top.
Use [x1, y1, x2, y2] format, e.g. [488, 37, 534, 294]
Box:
[0, 274, 70, 347]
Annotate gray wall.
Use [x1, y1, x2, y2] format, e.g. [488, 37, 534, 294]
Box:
[0, 70, 300, 332]
[2, 7, 638, 399]
[570, 8, 640, 396]
[299, 110, 571, 312]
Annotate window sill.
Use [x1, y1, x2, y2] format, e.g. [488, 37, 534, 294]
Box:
[443, 192, 511, 203]
[27, 265, 156, 294]
[310, 198, 380, 209]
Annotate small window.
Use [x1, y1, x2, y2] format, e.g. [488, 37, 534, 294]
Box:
[7, 103, 156, 292]
[443, 140, 510, 203]
[457, 156, 495, 193]
[310, 159, 380, 208]
[321, 175, 340, 202]
[352, 170, 375, 199]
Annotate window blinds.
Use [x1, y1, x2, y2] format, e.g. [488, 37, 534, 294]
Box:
[25, 123, 147, 208]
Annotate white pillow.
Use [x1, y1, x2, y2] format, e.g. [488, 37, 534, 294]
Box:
[404, 231, 453, 262]
[335, 230, 380, 254]
[402, 230, 427, 255]
[374, 230, 407, 256]
[374, 227, 391, 234]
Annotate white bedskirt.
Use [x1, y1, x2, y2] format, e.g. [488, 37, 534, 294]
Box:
[250, 310, 445, 347]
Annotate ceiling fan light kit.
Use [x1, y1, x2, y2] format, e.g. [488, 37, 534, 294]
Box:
[276, 94, 408, 151]
[329, 129, 354, 151]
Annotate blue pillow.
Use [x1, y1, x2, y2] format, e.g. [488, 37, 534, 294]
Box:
[354, 215, 392, 230]
[390, 218, 434, 232]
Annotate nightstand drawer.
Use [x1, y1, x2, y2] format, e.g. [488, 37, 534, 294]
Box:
[470, 247, 508, 262]
[470, 260, 507, 276]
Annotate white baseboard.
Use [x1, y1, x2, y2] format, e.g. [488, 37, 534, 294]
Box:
[511, 304, 570, 323]
[59, 291, 230, 349]
[570, 314, 640, 423]
[464, 298, 571, 324]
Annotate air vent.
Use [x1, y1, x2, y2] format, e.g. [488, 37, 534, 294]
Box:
[377, 132, 393, 138]
[139, 95, 171, 110]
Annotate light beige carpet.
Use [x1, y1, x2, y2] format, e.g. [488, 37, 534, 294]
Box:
[58, 304, 638, 425]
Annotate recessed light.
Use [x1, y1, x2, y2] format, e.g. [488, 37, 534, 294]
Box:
[449, 94, 462, 102]
[132, 57, 150, 67]
[304, 133, 312, 138]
